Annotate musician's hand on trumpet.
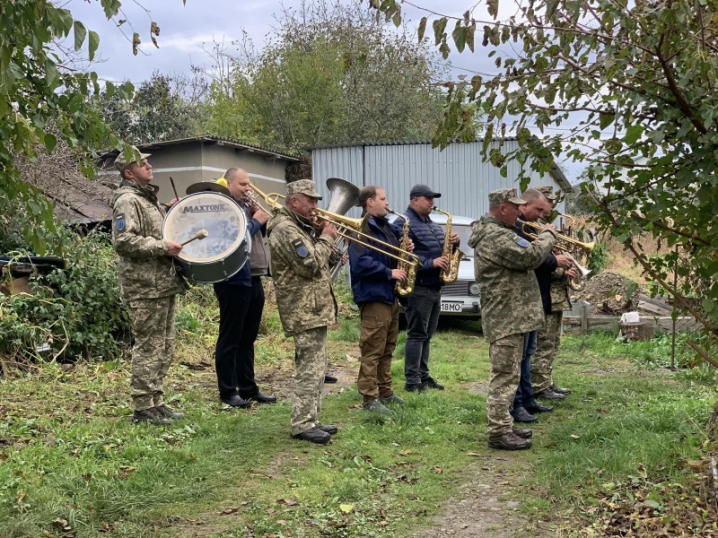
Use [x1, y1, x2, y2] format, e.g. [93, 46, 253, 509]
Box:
[565, 266, 579, 280]
[554, 253, 575, 270]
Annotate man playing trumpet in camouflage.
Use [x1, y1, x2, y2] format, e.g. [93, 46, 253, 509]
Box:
[531, 185, 573, 400]
[468, 188, 557, 450]
[267, 180, 339, 445]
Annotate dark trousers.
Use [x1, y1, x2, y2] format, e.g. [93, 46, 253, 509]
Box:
[513, 330, 537, 409]
[404, 285, 441, 385]
[214, 277, 265, 399]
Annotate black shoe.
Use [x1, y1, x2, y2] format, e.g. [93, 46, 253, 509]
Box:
[404, 383, 426, 393]
[526, 401, 554, 414]
[324, 375, 338, 384]
[132, 408, 171, 425]
[422, 377, 445, 390]
[511, 407, 538, 423]
[221, 394, 252, 408]
[153, 404, 184, 419]
[550, 384, 572, 395]
[488, 432, 532, 450]
[536, 389, 565, 401]
[244, 391, 277, 404]
[316, 423, 339, 435]
[512, 426, 533, 439]
[291, 427, 331, 444]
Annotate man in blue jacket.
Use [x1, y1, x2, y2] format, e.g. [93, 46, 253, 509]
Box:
[393, 184, 460, 393]
[349, 186, 410, 413]
[213, 168, 277, 408]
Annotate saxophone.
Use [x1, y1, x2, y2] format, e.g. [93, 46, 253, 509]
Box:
[432, 207, 464, 285]
[388, 210, 417, 297]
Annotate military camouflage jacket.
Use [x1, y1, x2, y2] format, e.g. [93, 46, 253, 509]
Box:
[111, 179, 186, 302]
[550, 268, 572, 312]
[468, 214, 557, 343]
[267, 207, 338, 336]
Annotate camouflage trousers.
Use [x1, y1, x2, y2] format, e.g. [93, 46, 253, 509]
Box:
[291, 326, 328, 436]
[487, 333, 524, 437]
[127, 296, 177, 411]
[357, 301, 399, 405]
[531, 312, 563, 393]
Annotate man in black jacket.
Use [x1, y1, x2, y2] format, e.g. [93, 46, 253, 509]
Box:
[393, 184, 459, 393]
[511, 189, 575, 423]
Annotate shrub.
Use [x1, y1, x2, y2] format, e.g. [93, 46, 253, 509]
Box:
[0, 202, 130, 369]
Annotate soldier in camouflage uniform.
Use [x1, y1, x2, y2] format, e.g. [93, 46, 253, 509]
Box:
[267, 179, 340, 445]
[111, 147, 187, 425]
[468, 188, 557, 451]
[531, 186, 574, 398]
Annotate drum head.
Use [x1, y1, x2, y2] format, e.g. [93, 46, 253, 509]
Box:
[163, 192, 247, 264]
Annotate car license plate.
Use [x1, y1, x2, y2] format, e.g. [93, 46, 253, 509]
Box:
[441, 301, 462, 312]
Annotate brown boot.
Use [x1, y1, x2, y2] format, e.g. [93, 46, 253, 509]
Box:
[488, 432, 532, 450]
[511, 426, 533, 439]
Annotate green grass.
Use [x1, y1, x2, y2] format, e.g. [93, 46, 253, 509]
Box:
[0, 315, 715, 537]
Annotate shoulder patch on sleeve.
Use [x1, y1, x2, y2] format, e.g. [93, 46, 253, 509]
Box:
[291, 238, 309, 258]
[115, 213, 126, 232]
[511, 233, 530, 248]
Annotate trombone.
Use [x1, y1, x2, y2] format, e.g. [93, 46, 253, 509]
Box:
[248, 184, 285, 212]
[311, 208, 420, 268]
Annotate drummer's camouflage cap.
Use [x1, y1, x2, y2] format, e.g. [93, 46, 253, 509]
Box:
[286, 179, 323, 199]
[536, 185, 557, 200]
[488, 188, 526, 205]
[115, 146, 151, 171]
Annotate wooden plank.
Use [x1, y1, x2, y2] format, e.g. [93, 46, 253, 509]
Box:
[637, 300, 673, 316]
[563, 315, 702, 333]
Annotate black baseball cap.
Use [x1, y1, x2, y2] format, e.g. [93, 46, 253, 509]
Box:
[409, 184, 442, 199]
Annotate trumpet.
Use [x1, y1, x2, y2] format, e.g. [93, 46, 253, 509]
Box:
[311, 208, 420, 270]
[520, 220, 594, 290]
[520, 221, 595, 257]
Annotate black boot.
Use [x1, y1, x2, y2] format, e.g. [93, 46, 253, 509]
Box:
[526, 401, 554, 414]
[510, 407, 538, 423]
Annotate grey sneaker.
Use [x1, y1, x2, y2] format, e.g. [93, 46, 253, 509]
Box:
[379, 393, 405, 405]
[154, 404, 184, 420]
[364, 399, 394, 414]
[132, 408, 171, 425]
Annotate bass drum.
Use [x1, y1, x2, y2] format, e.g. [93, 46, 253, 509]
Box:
[163, 191, 250, 283]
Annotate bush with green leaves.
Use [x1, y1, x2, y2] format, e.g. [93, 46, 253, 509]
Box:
[0, 223, 129, 369]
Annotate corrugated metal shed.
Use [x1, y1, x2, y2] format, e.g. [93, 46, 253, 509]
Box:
[312, 140, 570, 219]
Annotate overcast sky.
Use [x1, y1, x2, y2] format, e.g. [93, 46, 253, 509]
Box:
[67, 0, 583, 181]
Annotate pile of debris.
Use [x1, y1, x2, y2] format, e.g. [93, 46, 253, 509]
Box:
[571, 271, 641, 314]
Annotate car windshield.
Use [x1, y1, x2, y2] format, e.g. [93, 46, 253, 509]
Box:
[439, 224, 474, 258]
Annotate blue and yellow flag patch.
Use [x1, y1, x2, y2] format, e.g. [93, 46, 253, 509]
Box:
[292, 238, 308, 258]
[115, 213, 126, 232]
[511, 233, 530, 248]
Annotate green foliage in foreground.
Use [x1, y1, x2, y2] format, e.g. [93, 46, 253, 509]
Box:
[0, 227, 129, 368]
[0, 326, 714, 537]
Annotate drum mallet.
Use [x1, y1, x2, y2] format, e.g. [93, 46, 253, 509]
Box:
[181, 229, 208, 246]
[169, 176, 180, 201]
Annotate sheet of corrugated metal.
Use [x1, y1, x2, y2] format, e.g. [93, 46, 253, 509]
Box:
[312, 141, 567, 220]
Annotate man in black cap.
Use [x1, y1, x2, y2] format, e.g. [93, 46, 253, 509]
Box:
[392, 184, 460, 393]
